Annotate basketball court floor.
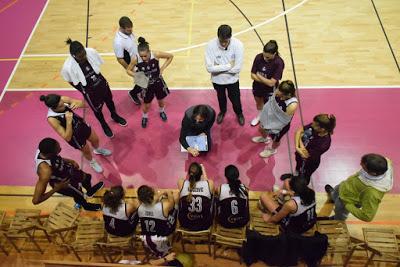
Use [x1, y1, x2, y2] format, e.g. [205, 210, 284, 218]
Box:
[0, 0, 399, 263]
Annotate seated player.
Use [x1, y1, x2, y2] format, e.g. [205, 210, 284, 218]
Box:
[178, 163, 214, 231]
[102, 185, 139, 237]
[137, 185, 177, 237]
[259, 176, 316, 234]
[215, 165, 249, 228]
[33, 137, 103, 211]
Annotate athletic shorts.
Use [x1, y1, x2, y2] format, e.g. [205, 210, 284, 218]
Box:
[142, 77, 169, 103]
[67, 123, 92, 150]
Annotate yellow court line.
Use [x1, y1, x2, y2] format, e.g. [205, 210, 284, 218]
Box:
[186, 0, 195, 57]
[0, 0, 18, 14]
[0, 58, 18, 62]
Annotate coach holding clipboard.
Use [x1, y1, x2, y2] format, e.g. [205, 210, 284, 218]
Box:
[179, 105, 216, 157]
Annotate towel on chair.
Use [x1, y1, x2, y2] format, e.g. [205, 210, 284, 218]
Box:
[61, 48, 103, 86]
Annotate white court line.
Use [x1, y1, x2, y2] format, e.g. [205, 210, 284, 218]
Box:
[22, 0, 310, 58]
[7, 85, 400, 92]
[0, 0, 50, 103]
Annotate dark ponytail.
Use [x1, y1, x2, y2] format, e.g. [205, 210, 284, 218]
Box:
[225, 165, 247, 197]
[103, 186, 125, 213]
[39, 94, 61, 109]
[186, 162, 202, 202]
[65, 37, 85, 57]
[278, 80, 296, 98]
[314, 114, 336, 135]
[289, 177, 315, 206]
[138, 37, 150, 52]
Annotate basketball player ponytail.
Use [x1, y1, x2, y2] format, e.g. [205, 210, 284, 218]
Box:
[65, 37, 85, 57]
[39, 94, 61, 109]
[137, 37, 150, 52]
[225, 165, 247, 198]
[264, 40, 279, 55]
[314, 114, 336, 135]
[186, 162, 202, 203]
[103, 186, 125, 213]
[289, 177, 315, 206]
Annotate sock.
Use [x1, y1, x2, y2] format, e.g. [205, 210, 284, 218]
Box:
[142, 112, 148, 118]
[159, 107, 165, 113]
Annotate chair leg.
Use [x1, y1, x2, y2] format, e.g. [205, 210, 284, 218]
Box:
[71, 247, 82, 262]
[213, 243, 217, 259]
[363, 252, 376, 267]
[4, 235, 21, 253]
[26, 231, 43, 254]
[0, 244, 8, 256]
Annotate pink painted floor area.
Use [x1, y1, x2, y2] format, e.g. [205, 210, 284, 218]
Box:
[0, 88, 398, 193]
[0, 0, 47, 95]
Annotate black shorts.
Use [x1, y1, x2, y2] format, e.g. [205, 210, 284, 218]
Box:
[68, 124, 92, 149]
[142, 77, 169, 104]
[252, 85, 274, 100]
[269, 123, 291, 143]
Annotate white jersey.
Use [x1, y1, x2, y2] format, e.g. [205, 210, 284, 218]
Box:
[103, 202, 138, 237]
[217, 183, 249, 228]
[34, 149, 51, 172]
[219, 183, 248, 201]
[138, 202, 176, 236]
[113, 31, 138, 59]
[179, 180, 212, 199]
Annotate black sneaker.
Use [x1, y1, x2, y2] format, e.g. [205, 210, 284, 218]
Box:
[112, 114, 127, 127]
[280, 173, 293, 181]
[102, 124, 114, 138]
[86, 182, 104, 198]
[216, 112, 225, 124]
[160, 112, 167, 122]
[128, 90, 141, 105]
[141, 117, 148, 128]
[237, 114, 245, 126]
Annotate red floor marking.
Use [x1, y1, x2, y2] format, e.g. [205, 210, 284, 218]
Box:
[0, 0, 18, 14]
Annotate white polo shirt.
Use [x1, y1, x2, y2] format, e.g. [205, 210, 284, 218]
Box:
[113, 31, 138, 59]
[205, 37, 244, 85]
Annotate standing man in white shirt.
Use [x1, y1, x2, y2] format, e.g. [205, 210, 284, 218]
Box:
[113, 16, 142, 105]
[205, 24, 245, 126]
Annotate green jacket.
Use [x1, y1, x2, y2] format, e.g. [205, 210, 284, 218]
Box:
[339, 173, 385, 222]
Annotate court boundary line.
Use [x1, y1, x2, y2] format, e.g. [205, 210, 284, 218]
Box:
[21, 0, 310, 58]
[5, 85, 400, 92]
[0, 0, 50, 104]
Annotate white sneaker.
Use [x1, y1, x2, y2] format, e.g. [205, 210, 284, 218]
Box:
[259, 148, 277, 158]
[250, 116, 260, 126]
[90, 160, 103, 173]
[93, 148, 112, 156]
[251, 136, 272, 144]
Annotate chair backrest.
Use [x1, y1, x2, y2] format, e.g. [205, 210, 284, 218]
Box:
[45, 202, 80, 231]
[363, 227, 400, 262]
[250, 213, 279, 236]
[75, 220, 105, 243]
[0, 210, 5, 226]
[10, 209, 41, 236]
[316, 220, 351, 253]
[214, 224, 246, 247]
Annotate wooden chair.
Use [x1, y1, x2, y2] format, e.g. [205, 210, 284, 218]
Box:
[97, 234, 136, 263]
[362, 227, 400, 266]
[1, 209, 42, 253]
[316, 220, 365, 266]
[0, 210, 8, 255]
[176, 226, 212, 256]
[249, 213, 280, 236]
[19, 202, 80, 252]
[212, 224, 247, 263]
[62, 219, 105, 261]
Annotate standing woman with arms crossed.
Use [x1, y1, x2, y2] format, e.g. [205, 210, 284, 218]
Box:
[40, 94, 111, 173]
[250, 40, 284, 126]
[127, 37, 173, 128]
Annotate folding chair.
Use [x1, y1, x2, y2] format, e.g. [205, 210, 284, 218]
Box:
[176, 226, 212, 256]
[19, 202, 80, 251]
[250, 212, 280, 236]
[97, 234, 136, 263]
[0, 210, 8, 255]
[362, 227, 400, 267]
[212, 224, 247, 263]
[317, 220, 365, 266]
[1, 209, 42, 253]
[62, 219, 105, 261]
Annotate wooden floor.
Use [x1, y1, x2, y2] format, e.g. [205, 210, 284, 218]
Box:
[1, 0, 400, 266]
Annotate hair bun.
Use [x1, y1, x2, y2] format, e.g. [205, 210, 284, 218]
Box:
[65, 37, 73, 45]
[39, 95, 46, 101]
[138, 37, 146, 44]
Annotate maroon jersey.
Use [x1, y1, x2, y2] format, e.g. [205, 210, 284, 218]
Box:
[136, 52, 161, 85]
[138, 202, 177, 236]
[103, 202, 139, 237]
[217, 184, 249, 228]
[251, 53, 284, 92]
[178, 180, 213, 231]
[280, 196, 316, 234]
[300, 124, 332, 159]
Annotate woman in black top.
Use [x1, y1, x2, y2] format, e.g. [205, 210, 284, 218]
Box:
[179, 105, 216, 157]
